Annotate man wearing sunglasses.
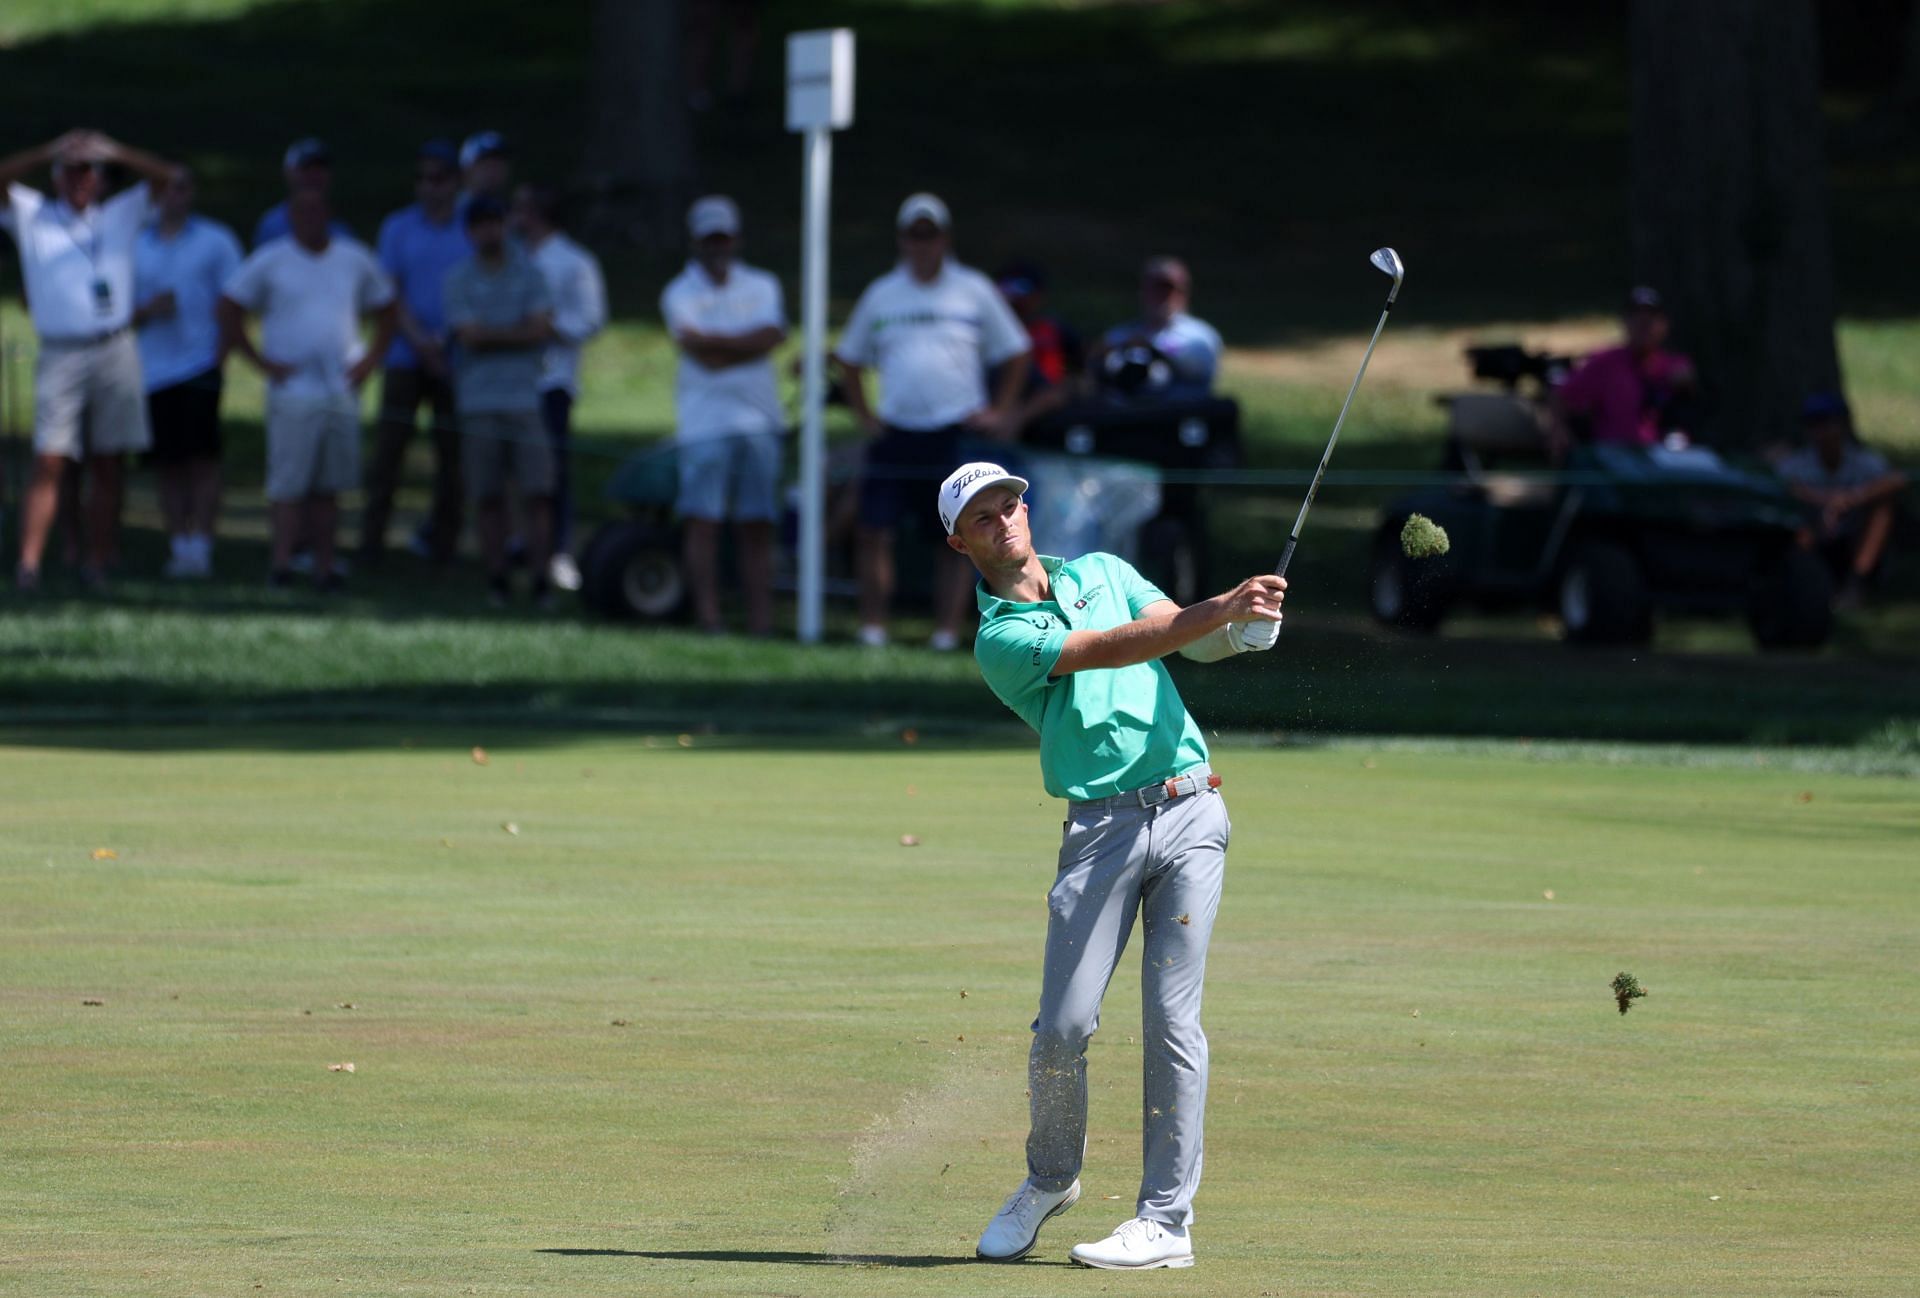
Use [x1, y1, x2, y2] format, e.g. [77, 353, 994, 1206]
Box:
[361, 139, 472, 566]
[1, 128, 177, 590]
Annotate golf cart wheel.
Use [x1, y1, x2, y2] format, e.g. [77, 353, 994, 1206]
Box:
[1139, 514, 1204, 608]
[1369, 530, 1446, 631]
[1749, 547, 1833, 650]
[1559, 541, 1651, 646]
[581, 520, 687, 621]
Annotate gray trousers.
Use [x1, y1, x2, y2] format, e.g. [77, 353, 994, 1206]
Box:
[1026, 781, 1229, 1228]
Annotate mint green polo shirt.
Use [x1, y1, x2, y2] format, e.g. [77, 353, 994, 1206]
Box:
[975, 552, 1210, 801]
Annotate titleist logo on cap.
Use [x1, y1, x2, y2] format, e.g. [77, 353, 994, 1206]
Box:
[948, 467, 999, 498]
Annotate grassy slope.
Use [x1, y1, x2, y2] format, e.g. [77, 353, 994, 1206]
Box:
[0, 0, 1915, 741]
[4, 735, 1917, 1296]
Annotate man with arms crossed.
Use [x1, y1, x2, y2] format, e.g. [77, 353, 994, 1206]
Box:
[661, 195, 785, 636]
[444, 195, 556, 607]
[942, 462, 1284, 1270]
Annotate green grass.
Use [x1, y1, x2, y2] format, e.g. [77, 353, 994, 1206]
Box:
[5, 588, 1918, 753]
[4, 732, 1917, 1295]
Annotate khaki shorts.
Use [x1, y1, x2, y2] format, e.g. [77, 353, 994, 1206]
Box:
[463, 409, 555, 500]
[265, 392, 361, 502]
[34, 330, 151, 460]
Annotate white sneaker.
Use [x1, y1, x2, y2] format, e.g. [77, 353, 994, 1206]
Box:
[856, 624, 889, 649]
[976, 1177, 1081, 1262]
[1069, 1217, 1194, 1270]
[549, 553, 582, 592]
[928, 628, 960, 652]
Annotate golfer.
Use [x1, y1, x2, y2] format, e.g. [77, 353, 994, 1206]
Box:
[942, 462, 1284, 1270]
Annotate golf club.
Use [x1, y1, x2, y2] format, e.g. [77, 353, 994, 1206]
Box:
[1274, 246, 1405, 577]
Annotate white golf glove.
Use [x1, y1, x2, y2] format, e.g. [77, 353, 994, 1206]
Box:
[1232, 617, 1281, 653]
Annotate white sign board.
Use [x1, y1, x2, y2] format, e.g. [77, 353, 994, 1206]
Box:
[786, 29, 855, 133]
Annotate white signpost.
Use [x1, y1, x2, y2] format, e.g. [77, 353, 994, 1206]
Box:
[786, 29, 855, 644]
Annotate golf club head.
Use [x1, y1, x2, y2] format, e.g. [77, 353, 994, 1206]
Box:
[1370, 246, 1405, 302]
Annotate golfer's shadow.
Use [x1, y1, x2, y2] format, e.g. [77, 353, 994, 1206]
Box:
[538, 1247, 1072, 1269]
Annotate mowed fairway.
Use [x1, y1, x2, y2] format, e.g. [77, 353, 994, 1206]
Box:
[3, 733, 1916, 1297]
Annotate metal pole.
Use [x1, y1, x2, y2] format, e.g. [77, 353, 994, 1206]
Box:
[796, 125, 832, 643]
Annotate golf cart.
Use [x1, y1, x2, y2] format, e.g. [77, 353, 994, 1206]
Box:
[578, 376, 1244, 622]
[1369, 345, 1832, 649]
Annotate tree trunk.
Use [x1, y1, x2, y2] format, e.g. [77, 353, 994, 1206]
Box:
[1899, 0, 1920, 113]
[580, 0, 692, 249]
[1629, 0, 1842, 450]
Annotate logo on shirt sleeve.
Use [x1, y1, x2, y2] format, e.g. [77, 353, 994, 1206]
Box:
[1026, 613, 1053, 666]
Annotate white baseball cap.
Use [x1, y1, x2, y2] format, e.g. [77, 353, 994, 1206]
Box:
[938, 461, 1030, 535]
[458, 130, 507, 171]
[282, 137, 331, 171]
[896, 192, 951, 232]
[688, 194, 742, 239]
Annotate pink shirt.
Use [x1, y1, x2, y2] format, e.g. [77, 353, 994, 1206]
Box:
[1558, 345, 1691, 447]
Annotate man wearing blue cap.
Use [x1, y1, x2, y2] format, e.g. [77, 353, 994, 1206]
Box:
[362, 139, 471, 565]
[252, 138, 353, 250]
[940, 461, 1286, 1270]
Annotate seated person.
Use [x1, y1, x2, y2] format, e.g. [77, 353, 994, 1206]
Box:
[993, 260, 1083, 428]
[1555, 286, 1697, 447]
[1775, 392, 1906, 606]
[1091, 255, 1221, 401]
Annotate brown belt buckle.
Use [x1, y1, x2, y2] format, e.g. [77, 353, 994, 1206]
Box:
[1206, 773, 1222, 791]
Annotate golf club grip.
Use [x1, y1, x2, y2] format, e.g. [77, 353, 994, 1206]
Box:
[1274, 537, 1296, 578]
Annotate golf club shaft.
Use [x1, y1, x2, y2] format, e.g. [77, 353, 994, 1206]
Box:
[1274, 294, 1395, 578]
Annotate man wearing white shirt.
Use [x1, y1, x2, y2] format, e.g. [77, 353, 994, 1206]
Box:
[134, 166, 243, 579]
[0, 128, 177, 590]
[219, 191, 396, 591]
[835, 193, 1030, 650]
[512, 183, 607, 591]
[660, 196, 786, 636]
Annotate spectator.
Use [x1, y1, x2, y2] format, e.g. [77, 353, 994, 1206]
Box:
[1776, 392, 1907, 608]
[512, 182, 608, 592]
[0, 129, 176, 591]
[360, 140, 469, 566]
[252, 138, 352, 250]
[660, 195, 786, 636]
[219, 191, 396, 591]
[1092, 255, 1221, 400]
[1555, 286, 1697, 448]
[444, 195, 556, 608]
[835, 192, 1030, 650]
[995, 259, 1083, 429]
[458, 132, 511, 215]
[398, 130, 513, 564]
[133, 165, 242, 579]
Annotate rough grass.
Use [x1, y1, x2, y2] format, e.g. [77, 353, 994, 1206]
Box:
[4, 734, 1917, 1296]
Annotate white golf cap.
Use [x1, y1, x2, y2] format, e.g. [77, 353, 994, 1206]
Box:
[938, 461, 1029, 535]
[458, 130, 507, 171]
[688, 194, 741, 239]
[896, 191, 951, 231]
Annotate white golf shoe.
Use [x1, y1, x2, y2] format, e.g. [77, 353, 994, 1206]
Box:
[1069, 1216, 1195, 1270]
[975, 1177, 1081, 1261]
